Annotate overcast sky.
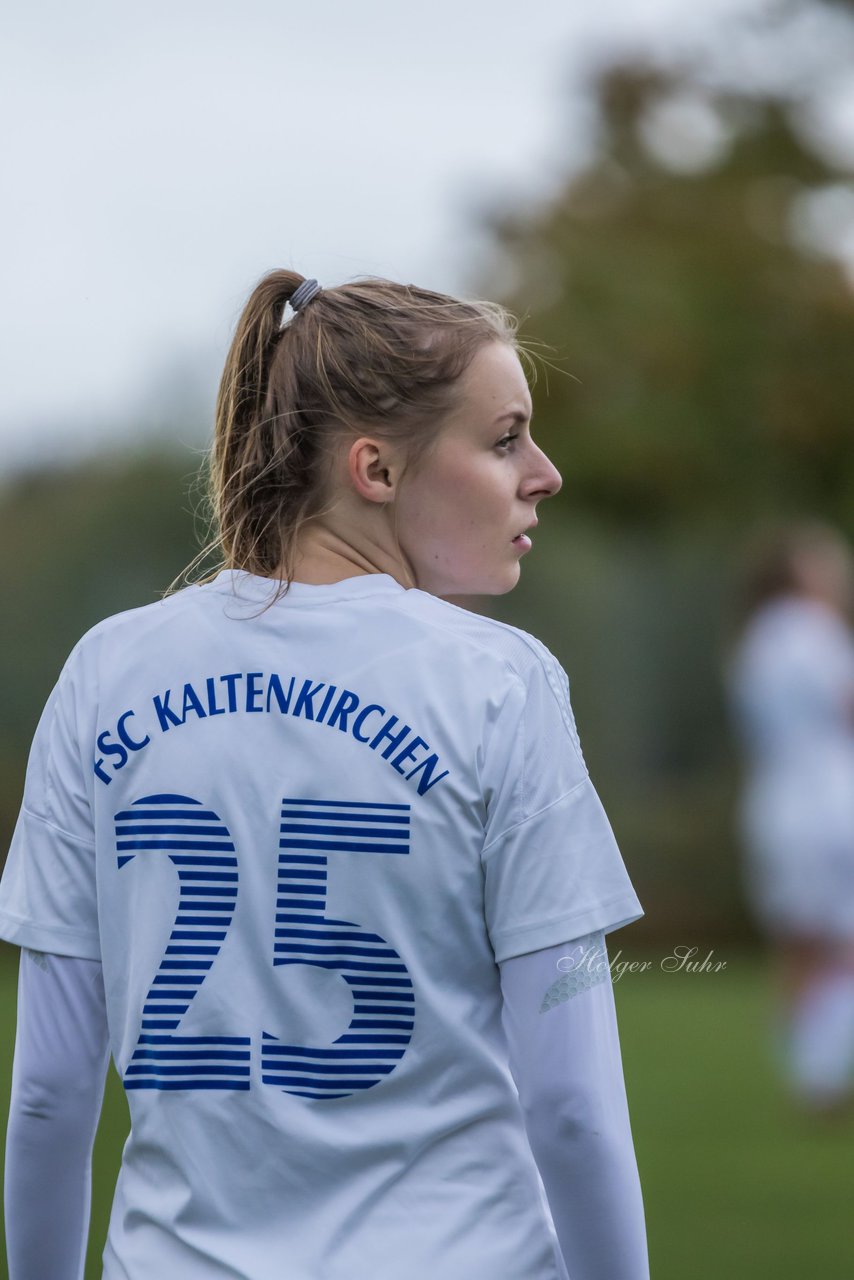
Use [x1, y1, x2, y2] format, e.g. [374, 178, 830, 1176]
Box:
[0, 0, 812, 477]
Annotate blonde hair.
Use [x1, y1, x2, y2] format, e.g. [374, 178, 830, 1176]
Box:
[176, 270, 526, 599]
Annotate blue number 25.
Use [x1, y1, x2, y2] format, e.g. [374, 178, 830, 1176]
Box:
[115, 793, 414, 1101]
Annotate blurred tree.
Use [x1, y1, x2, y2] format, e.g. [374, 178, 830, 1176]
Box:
[481, 59, 854, 533]
[0, 451, 206, 847]
[474, 10, 854, 937]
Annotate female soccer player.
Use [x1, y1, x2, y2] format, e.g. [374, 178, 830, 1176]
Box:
[1, 272, 649, 1278]
[727, 522, 854, 1114]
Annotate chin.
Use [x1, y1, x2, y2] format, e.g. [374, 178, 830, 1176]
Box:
[440, 566, 521, 600]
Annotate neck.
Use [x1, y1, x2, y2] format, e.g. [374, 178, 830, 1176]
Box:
[283, 523, 416, 588]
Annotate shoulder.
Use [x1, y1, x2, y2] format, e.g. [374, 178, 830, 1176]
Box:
[396, 590, 576, 732]
[58, 586, 208, 683]
[399, 589, 564, 676]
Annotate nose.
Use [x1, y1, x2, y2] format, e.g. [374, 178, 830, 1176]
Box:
[522, 443, 562, 500]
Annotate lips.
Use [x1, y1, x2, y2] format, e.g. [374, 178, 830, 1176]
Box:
[512, 520, 538, 544]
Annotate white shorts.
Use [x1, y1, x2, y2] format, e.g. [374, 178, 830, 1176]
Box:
[739, 771, 854, 941]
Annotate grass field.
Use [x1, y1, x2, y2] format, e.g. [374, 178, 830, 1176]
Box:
[1, 944, 852, 1278]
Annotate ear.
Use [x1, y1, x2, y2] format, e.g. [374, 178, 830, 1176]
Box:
[346, 436, 403, 504]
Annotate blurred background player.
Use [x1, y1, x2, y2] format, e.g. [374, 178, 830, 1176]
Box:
[726, 520, 854, 1114]
[1, 272, 649, 1279]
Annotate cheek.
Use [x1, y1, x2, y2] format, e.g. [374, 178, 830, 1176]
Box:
[400, 447, 511, 570]
[407, 455, 472, 526]
[423, 467, 494, 546]
[429, 457, 478, 504]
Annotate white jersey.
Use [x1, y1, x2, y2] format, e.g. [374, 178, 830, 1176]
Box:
[727, 594, 854, 938]
[0, 570, 642, 1280]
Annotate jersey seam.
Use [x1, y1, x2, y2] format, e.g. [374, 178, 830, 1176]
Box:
[21, 805, 96, 849]
[0, 907, 99, 944]
[481, 775, 590, 861]
[490, 889, 641, 941]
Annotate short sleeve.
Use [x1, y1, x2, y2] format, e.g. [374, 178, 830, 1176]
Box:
[481, 650, 643, 963]
[0, 647, 100, 960]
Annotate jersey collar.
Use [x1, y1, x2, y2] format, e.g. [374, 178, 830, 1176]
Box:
[208, 569, 408, 605]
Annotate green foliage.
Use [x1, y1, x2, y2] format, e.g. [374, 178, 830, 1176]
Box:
[0, 449, 211, 847]
[476, 46, 854, 940]
[485, 66, 854, 535]
[614, 950, 854, 1277]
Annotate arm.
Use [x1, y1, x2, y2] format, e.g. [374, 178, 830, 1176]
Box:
[5, 948, 111, 1280]
[499, 932, 649, 1280]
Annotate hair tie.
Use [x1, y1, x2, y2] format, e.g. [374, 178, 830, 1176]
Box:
[290, 278, 321, 312]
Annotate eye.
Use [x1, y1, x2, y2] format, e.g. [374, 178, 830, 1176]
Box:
[495, 432, 519, 451]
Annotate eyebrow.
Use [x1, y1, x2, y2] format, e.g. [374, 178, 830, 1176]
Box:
[495, 410, 532, 425]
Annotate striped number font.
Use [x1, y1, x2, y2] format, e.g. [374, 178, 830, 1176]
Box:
[115, 792, 413, 1100]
